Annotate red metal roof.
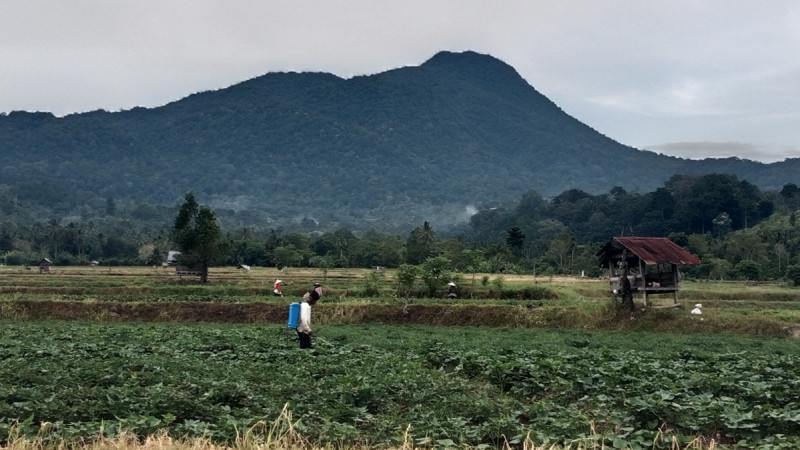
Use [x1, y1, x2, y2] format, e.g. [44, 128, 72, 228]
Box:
[611, 237, 700, 265]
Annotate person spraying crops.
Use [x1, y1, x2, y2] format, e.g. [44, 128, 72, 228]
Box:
[296, 283, 322, 349]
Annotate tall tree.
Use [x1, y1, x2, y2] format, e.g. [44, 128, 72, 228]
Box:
[406, 221, 436, 264]
[544, 233, 577, 274]
[46, 218, 62, 260]
[461, 249, 485, 297]
[506, 226, 526, 255]
[396, 264, 418, 301]
[172, 193, 228, 283]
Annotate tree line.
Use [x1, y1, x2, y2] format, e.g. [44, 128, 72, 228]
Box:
[2, 174, 800, 285]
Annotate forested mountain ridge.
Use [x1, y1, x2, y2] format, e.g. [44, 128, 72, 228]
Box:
[1, 50, 798, 230]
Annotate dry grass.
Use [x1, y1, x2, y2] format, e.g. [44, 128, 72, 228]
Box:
[0, 405, 726, 450]
[2, 430, 723, 450]
[1, 432, 725, 450]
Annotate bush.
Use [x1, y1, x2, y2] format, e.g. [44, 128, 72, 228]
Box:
[360, 272, 382, 297]
[3, 250, 39, 266]
[786, 264, 800, 286]
[420, 256, 452, 295]
[735, 259, 762, 281]
[498, 286, 558, 300]
[491, 276, 505, 290]
[396, 264, 418, 298]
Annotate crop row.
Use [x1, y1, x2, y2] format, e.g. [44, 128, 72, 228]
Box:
[2, 322, 800, 449]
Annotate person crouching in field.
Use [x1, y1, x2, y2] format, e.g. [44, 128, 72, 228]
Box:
[273, 279, 283, 297]
[297, 283, 322, 349]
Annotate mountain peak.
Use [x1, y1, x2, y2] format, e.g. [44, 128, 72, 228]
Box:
[423, 50, 496, 65]
[415, 51, 540, 104]
[422, 51, 519, 77]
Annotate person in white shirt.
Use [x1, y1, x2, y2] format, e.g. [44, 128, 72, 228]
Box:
[296, 283, 322, 349]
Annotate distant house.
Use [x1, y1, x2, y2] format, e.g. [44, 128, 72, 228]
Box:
[39, 258, 53, 274]
[597, 237, 700, 306]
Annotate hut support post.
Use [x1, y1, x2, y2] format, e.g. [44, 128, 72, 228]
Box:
[639, 259, 647, 307]
[672, 264, 679, 304]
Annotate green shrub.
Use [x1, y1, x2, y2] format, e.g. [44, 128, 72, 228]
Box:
[396, 264, 418, 297]
[420, 256, 452, 295]
[360, 271, 382, 297]
[786, 264, 800, 286]
[735, 259, 762, 281]
[3, 250, 39, 266]
[491, 276, 505, 290]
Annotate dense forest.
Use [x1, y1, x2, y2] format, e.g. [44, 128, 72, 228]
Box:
[2, 51, 799, 230]
[3, 173, 800, 285]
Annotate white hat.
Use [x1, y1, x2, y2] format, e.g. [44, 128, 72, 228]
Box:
[694, 304, 702, 308]
[275, 279, 282, 284]
[448, 282, 456, 286]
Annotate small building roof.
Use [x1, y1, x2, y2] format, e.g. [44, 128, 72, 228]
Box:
[598, 237, 700, 267]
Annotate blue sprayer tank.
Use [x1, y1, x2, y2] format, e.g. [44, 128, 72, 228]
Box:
[287, 302, 300, 328]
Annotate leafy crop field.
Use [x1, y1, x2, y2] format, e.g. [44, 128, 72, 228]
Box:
[2, 321, 800, 449]
[2, 266, 800, 449]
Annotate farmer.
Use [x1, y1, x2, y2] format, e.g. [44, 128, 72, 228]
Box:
[308, 282, 323, 303]
[447, 281, 457, 299]
[296, 283, 323, 349]
[273, 279, 283, 297]
[691, 303, 702, 315]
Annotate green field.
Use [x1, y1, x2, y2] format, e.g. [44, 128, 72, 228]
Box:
[2, 266, 800, 449]
[3, 322, 800, 449]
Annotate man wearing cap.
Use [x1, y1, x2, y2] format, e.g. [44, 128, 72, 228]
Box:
[296, 283, 323, 349]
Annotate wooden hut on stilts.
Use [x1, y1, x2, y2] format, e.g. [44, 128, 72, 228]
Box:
[597, 237, 700, 308]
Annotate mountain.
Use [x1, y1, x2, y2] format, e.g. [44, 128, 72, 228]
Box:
[1, 50, 798, 231]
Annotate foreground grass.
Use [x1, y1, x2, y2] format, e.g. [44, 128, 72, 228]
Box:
[1, 403, 729, 450]
[2, 430, 723, 450]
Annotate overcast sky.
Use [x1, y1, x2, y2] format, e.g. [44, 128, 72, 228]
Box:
[2, 1, 799, 163]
